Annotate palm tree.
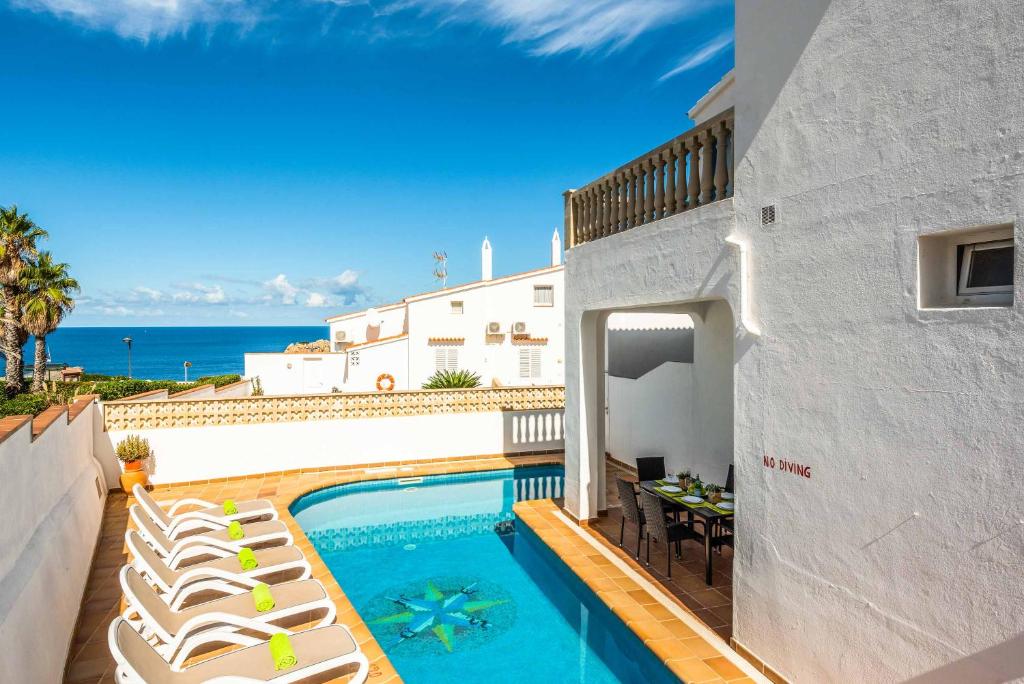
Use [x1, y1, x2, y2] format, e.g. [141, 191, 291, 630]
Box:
[21, 253, 79, 393]
[0, 206, 47, 397]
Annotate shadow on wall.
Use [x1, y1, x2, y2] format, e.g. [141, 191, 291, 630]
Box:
[900, 631, 1024, 684]
[502, 409, 564, 452]
[733, 0, 832, 163]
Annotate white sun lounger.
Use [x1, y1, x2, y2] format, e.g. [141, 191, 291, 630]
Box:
[133, 484, 278, 537]
[131, 506, 293, 569]
[126, 531, 312, 609]
[109, 617, 369, 683]
[120, 566, 336, 661]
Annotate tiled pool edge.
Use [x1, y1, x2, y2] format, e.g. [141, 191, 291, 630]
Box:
[144, 453, 563, 684]
[513, 499, 766, 684]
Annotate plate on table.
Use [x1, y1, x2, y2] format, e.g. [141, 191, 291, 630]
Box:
[721, 492, 734, 501]
[659, 485, 683, 494]
[717, 501, 735, 511]
[682, 495, 703, 504]
[664, 475, 679, 484]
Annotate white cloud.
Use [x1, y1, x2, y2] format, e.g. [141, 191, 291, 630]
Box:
[393, 0, 712, 56]
[11, 0, 266, 40]
[97, 305, 165, 317]
[229, 309, 250, 318]
[304, 292, 328, 307]
[658, 29, 733, 82]
[14, 0, 715, 56]
[264, 273, 299, 305]
[132, 285, 164, 302]
[171, 283, 228, 304]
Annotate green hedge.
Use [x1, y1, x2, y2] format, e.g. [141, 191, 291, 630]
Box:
[0, 393, 58, 418]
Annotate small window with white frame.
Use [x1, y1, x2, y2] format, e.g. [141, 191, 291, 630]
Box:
[435, 346, 458, 372]
[918, 224, 1014, 309]
[450, 300, 464, 314]
[519, 348, 541, 379]
[533, 285, 554, 307]
[957, 240, 1013, 297]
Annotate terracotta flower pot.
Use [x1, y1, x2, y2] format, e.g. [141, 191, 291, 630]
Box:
[120, 461, 149, 493]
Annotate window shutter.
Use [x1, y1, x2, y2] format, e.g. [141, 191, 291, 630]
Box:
[530, 349, 541, 378]
[519, 349, 531, 378]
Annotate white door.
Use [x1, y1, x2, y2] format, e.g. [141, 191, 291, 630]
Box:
[302, 358, 325, 394]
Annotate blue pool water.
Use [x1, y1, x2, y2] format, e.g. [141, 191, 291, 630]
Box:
[291, 467, 679, 684]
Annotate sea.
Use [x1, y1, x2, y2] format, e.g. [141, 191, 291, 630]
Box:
[14, 326, 328, 380]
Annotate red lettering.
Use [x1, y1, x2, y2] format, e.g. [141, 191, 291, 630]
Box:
[765, 456, 812, 479]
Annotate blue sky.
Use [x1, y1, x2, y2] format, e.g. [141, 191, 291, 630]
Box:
[0, 0, 734, 326]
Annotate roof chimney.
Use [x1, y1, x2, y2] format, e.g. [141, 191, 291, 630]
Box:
[550, 229, 562, 267]
[481, 237, 492, 281]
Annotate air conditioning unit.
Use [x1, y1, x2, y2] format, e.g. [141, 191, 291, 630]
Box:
[486, 322, 502, 334]
[513, 321, 528, 334]
[334, 330, 347, 342]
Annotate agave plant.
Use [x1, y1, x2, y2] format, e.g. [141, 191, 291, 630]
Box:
[421, 369, 482, 390]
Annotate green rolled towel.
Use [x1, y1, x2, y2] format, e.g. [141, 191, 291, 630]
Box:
[238, 547, 258, 571]
[223, 499, 238, 515]
[268, 632, 297, 670]
[227, 521, 244, 540]
[252, 582, 275, 612]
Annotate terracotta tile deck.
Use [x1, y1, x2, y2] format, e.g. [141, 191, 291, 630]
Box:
[594, 459, 734, 642]
[64, 452, 561, 684]
[514, 499, 763, 684]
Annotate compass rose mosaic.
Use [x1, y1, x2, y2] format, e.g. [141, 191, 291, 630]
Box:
[368, 577, 515, 654]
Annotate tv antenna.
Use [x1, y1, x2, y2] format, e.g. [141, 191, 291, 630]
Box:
[432, 251, 448, 289]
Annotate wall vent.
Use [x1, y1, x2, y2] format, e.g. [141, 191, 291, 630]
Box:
[94, 477, 104, 499]
[761, 205, 776, 225]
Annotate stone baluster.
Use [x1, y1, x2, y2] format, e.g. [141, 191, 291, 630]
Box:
[602, 178, 610, 236]
[687, 134, 701, 210]
[581, 187, 592, 242]
[654, 154, 665, 220]
[615, 172, 627, 232]
[674, 141, 687, 211]
[563, 190, 577, 248]
[714, 119, 731, 199]
[664, 147, 677, 217]
[644, 157, 656, 223]
[700, 128, 715, 205]
[633, 164, 644, 227]
[622, 167, 630, 229]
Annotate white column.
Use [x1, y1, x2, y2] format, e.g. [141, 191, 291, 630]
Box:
[481, 237, 493, 281]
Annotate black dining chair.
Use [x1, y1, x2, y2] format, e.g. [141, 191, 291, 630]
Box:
[725, 464, 735, 493]
[635, 456, 666, 483]
[639, 490, 704, 579]
[615, 478, 645, 560]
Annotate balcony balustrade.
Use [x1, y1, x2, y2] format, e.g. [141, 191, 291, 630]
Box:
[563, 108, 734, 248]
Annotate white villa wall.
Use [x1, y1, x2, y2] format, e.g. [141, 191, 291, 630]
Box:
[0, 402, 105, 684]
[244, 353, 347, 395]
[566, 1, 1024, 681]
[344, 337, 409, 391]
[406, 268, 565, 388]
[607, 360, 733, 488]
[103, 408, 564, 484]
[329, 305, 407, 351]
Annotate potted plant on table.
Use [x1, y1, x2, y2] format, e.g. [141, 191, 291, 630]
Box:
[116, 434, 152, 493]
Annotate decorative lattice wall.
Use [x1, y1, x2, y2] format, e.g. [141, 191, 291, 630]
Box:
[103, 386, 566, 431]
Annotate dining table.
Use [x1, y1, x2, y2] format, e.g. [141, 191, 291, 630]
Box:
[639, 480, 734, 585]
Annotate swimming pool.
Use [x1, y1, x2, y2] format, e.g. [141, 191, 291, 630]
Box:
[291, 466, 679, 684]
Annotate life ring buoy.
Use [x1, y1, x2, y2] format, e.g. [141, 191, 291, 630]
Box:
[376, 373, 396, 392]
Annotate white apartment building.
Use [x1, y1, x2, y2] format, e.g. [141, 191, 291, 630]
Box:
[245, 232, 565, 394]
[562, 1, 1023, 682]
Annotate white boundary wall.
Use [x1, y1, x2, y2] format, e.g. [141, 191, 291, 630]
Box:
[100, 408, 564, 485]
[0, 401, 106, 684]
[607, 362, 729, 485]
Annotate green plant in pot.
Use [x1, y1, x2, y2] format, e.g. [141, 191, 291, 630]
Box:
[116, 434, 152, 493]
[688, 474, 704, 497]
